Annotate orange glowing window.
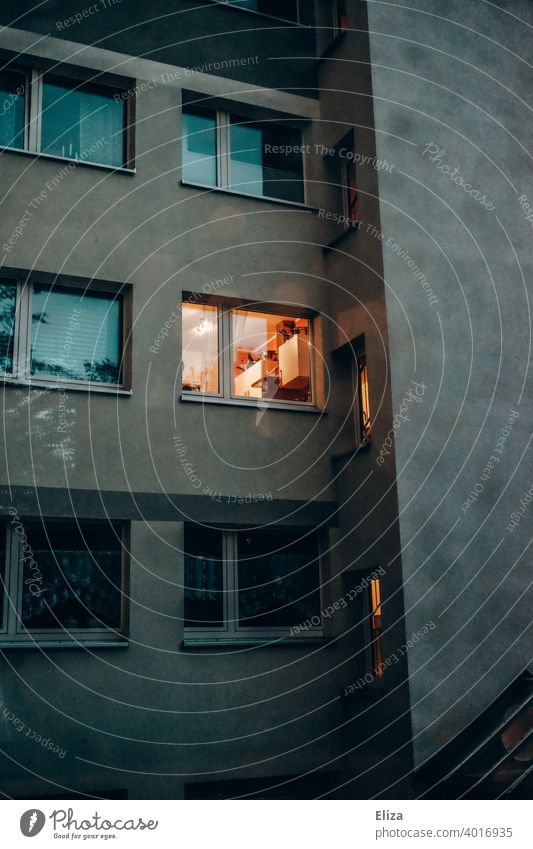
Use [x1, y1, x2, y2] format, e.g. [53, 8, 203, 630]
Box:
[369, 578, 383, 678]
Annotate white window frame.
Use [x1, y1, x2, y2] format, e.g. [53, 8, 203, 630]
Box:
[0, 65, 134, 170]
[0, 519, 128, 646]
[181, 298, 317, 410]
[181, 106, 307, 206]
[0, 276, 131, 393]
[184, 527, 323, 642]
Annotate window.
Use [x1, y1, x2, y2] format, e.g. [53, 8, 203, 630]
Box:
[367, 578, 383, 678]
[356, 356, 371, 443]
[181, 297, 314, 406]
[332, 0, 348, 37]
[219, 0, 299, 23]
[341, 149, 359, 229]
[0, 69, 26, 149]
[0, 66, 133, 168]
[0, 519, 127, 643]
[0, 277, 129, 390]
[184, 526, 322, 639]
[182, 106, 305, 204]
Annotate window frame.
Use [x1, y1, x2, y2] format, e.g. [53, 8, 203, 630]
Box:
[181, 105, 308, 207]
[184, 527, 324, 642]
[214, 0, 301, 25]
[364, 577, 383, 679]
[0, 275, 132, 393]
[353, 354, 371, 445]
[0, 518, 129, 646]
[181, 296, 317, 411]
[0, 64, 135, 172]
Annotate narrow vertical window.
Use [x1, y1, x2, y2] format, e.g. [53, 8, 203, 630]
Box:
[181, 302, 219, 393]
[0, 69, 26, 150]
[343, 155, 359, 228]
[0, 281, 17, 374]
[332, 0, 348, 36]
[357, 357, 371, 442]
[369, 578, 383, 678]
[182, 106, 218, 187]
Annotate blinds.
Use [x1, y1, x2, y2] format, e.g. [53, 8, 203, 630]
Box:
[31, 286, 121, 384]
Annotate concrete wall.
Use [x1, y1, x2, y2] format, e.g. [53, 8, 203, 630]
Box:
[365, 0, 533, 765]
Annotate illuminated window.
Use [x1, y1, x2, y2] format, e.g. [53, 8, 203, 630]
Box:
[181, 303, 220, 394]
[232, 310, 311, 403]
[357, 357, 371, 442]
[368, 578, 383, 678]
[182, 298, 314, 407]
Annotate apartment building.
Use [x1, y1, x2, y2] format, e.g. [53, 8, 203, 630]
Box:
[0, 0, 530, 800]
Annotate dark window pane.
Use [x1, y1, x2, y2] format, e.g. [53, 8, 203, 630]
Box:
[0, 69, 25, 149]
[184, 527, 224, 628]
[0, 523, 6, 629]
[41, 78, 126, 167]
[31, 286, 122, 384]
[182, 106, 217, 187]
[230, 118, 304, 203]
[227, 0, 299, 22]
[21, 522, 123, 630]
[237, 529, 320, 628]
[0, 281, 17, 373]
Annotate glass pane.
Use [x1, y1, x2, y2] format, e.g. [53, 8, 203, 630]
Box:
[184, 526, 224, 628]
[41, 78, 125, 167]
[21, 522, 122, 630]
[227, 0, 298, 22]
[0, 70, 25, 149]
[31, 286, 121, 384]
[232, 309, 311, 402]
[229, 118, 304, 202]
[182, 107, 217, 187]
[0, 523, 6, 630]
[182, 302, 219, 393]
[0, 281, 17, 373]
[237, 529, 320, 628]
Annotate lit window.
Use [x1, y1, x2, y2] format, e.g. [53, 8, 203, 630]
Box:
[0, 66, 133, 168]
[0, 277, 129, 389]
[181, 297, 314, 407]
[181, 303, 219, 394]
[356, 356, 371, 442]
[233, 310, 311, 402]
[0, 519, 127, 643]
[368, 578, 383, 677]
[184, 526, 321, 638]
[182, 106, 305, 204]
[0, 69, 26, 150]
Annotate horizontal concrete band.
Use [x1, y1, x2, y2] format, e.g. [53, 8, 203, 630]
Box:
[0, 486, 339, 527]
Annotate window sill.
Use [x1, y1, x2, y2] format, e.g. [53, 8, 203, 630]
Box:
[322, 224, 360, 253]
[0, 376, 132, 395]
[0, 640, 129, 649]
[183, 636, 329, 648]
[181, 180, 317, 211]
[180, 392, 323, 413]
[0, 144, 136, 175]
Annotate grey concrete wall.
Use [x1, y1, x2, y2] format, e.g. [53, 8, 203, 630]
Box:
[364, 0, 533, 765]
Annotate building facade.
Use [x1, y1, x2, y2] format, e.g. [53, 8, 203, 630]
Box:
[0, 0, 530, 800]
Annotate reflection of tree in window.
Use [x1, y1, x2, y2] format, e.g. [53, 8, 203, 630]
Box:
[31, 286, 121, 384]
[0, 281, 17, 373]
